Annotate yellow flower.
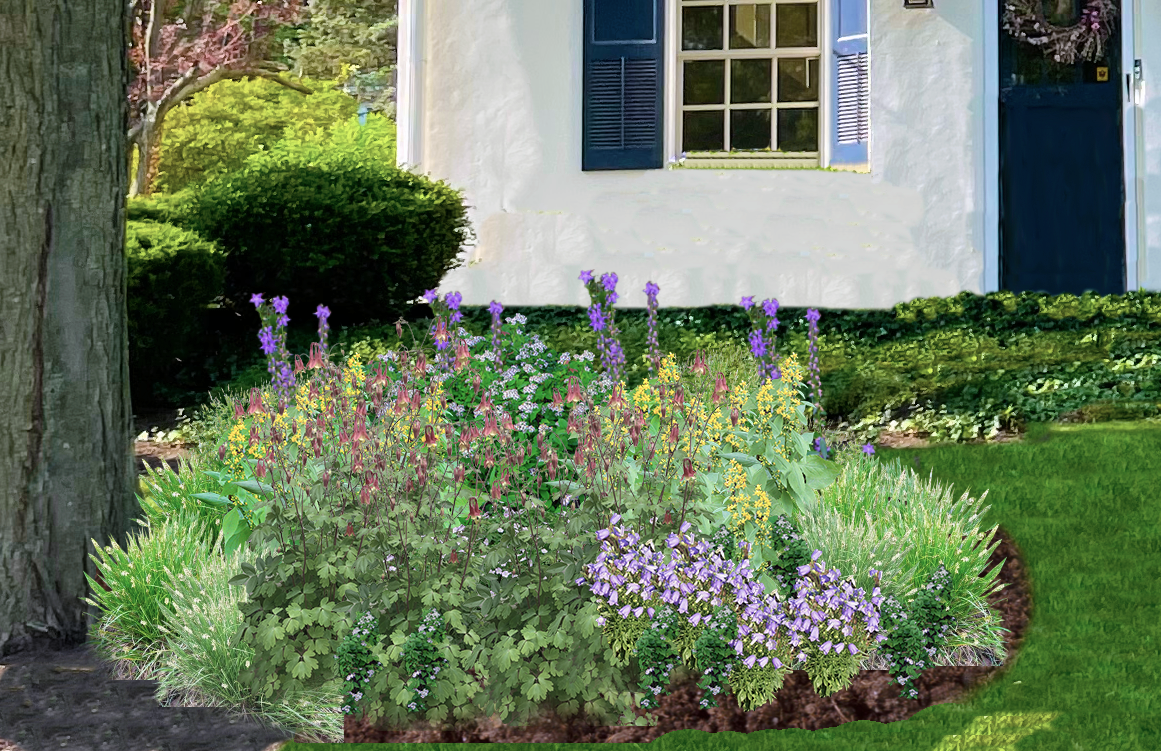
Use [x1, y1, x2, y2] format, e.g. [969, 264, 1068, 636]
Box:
[218, 359, 449, 482]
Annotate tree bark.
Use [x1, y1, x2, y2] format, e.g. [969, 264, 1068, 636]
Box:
[0, 0, 138, 656]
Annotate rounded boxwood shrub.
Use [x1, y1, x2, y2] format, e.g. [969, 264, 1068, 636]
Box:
[177, 141, 474, 336]
[125, 220, 227, 405]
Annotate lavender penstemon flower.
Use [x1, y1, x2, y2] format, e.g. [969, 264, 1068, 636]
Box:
[643, 281, 663, 379]
[804, 308, 824, 430]
[580, 270, 627, 386]
[740, 296, 782, 386]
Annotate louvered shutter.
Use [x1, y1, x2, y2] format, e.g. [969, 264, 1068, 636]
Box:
[582, 0, 665, 170]
[830, 0, 869, 166]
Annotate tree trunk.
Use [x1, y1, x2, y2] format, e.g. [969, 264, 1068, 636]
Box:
[0, 0, 139, 657]
[129, 116, 162, 198]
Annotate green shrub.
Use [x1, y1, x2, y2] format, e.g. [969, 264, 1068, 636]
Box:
[177, 142, 474, 335]
[134, 74, 362, 195]
[126, 189, 201, 224]
[125, 220, 227, 404]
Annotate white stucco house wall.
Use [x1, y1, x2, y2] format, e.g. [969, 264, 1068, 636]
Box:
[393, 0, 1161, 311]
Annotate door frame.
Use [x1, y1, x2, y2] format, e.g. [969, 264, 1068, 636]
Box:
[983, 0, 1140, 295]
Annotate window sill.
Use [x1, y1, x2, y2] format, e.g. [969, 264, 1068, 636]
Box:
[669, 158, 869, 173]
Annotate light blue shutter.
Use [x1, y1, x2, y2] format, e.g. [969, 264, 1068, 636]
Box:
[830, 0, 869, 166]
[583, 0, 665, 170]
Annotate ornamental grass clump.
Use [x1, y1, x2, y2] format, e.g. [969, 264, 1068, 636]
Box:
[579, 516, 887, 712]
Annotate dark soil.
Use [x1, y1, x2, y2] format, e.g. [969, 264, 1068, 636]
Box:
[0, 640, 299, 751]
[345, 524, 1033, 743]
[0, 410, 313, 751]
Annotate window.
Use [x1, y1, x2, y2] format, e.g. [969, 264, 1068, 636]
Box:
[582, 0, 868, 172]
[679, 1, 821, 160]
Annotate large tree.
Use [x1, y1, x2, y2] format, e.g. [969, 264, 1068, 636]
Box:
[277, 0, 398, 119]
[0, 0, 137, 654]
[126, 0, 314, 196]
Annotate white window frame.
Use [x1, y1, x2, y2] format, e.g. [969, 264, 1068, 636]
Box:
[665, 0, 831, 169]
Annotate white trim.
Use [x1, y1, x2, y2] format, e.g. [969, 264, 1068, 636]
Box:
[820, 0, 832, 167]
[396, 0, 425, 173]
[983, 0, 999, 294]
[666, 0, 679, 164]
[1122, 0, 1141, 291]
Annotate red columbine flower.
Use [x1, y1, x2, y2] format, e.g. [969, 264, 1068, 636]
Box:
[664, 509, 672, 525]
[393, 389, 410, 416]
[423, 425, 438, 449]
[608, 385, 627, 411]
[454, 465, 466, 484]
[449, 550, 459, 563]
[218, 443, 227, 462]
[712, 375, 729, 405]
[668, 421, 679, 445]
[346, 522, 355, 536]
[566, 377, 583, 404]
[482, 416, 500, 438]
[255, 459, 267, 479]
[731, 407, 740, 428]
[468, 496, 481, 519]
[681, 457, 697, 482]
[552, 389, 564, 410]
[476, 392, 495, 416]
[454, 342, 471, 372]
[294, 356, 305, 375]
[248, 388, 266, 415]
[414, 352, 427, 377]
[308, 342, 326, 370]
[691, 350, 708, 376]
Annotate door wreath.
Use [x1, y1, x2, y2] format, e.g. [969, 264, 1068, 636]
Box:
[1002, 0, 1117, 64]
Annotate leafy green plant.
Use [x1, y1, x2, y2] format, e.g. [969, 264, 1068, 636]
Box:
[135, 74, 364, 195]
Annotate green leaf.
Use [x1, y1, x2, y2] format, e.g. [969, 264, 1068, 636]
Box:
[189, 492, 231, 508]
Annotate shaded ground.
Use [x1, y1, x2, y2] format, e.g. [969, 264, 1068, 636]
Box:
[0, 410, 313, 751]
[0, 640, 299, 751]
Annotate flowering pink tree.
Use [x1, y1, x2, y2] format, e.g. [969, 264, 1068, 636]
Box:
[126, 0, 312, 196]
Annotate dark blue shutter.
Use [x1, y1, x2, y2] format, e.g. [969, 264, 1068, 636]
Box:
[583, 0, 665, 170]
[830, 0, 869, 166]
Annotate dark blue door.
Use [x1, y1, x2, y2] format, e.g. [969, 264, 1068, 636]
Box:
[999, 0, 1126, 296]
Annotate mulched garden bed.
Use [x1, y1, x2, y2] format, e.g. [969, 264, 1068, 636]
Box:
[0, 408, 1035, 749]
[343, 521, 1032, 743]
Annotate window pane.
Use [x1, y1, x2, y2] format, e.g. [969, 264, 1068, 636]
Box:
[684, 110, 725, 151]
[682, 5, 723, 50]
[731, 59, 772, 103]
[729, 4, 771, 49]
[777, 107, 819, 151]
[777, 58, 819, 102]
[684, 60, 726, 105]
[775, 3, 818, 48]
[730, 109, 772, 150]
